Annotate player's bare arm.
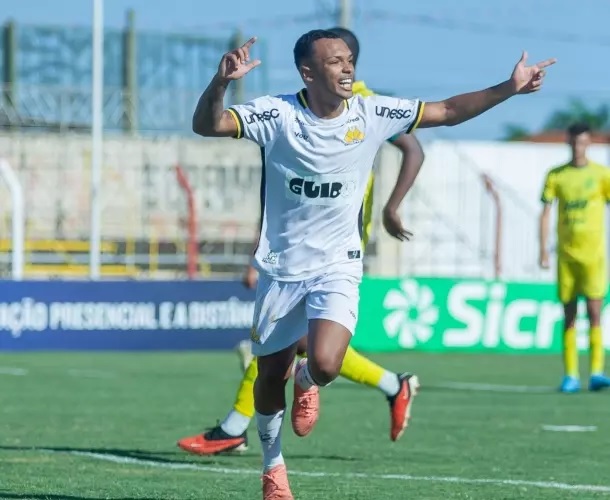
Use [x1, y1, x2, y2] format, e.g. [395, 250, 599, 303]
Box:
[539, 203, 552, 269]
[383, 134, 425, 241]
[192, 37, 261, 137]
[419, 52, 556, 128]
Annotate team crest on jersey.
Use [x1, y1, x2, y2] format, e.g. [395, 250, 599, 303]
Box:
[343, 126, 365, 145]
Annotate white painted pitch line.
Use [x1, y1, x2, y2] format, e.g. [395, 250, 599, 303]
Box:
[60, 450, 610, 494]
[66, 369, 117, 379]
[0, 367, 28, 376]
[542, 425, 597, 433]
[436, 382, 555, 393]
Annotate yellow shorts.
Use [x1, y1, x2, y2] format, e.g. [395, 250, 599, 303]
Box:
[557, 256, 607, 304]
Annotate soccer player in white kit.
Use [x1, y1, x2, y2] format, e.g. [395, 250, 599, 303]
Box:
[192, 29, 555, 499]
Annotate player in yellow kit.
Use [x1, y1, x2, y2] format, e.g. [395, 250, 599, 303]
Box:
[539, 122, 610, 393]
[177, 27, 425, 455]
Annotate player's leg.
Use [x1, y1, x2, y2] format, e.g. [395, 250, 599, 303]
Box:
[340, 345, 398, 392]
[340, 345, 419, 441]
[176, 356, 257, 455]
[300, 334, 409, 399]
[558, 258, 580, 392]
[347, 176, 420, 440]
[585, 298, 610, 390]
[256, 344, 297, 500]
[294, 330, 419, 440]
[291, 318, 351, 436]
[297, 334, 412, 403]
[295, 336, 307, 356]
[225, 336, 305, 429]
[178, 335, 309, 456]
[252, 277, 308, 499]
[582, 258, 610, 391]
[291, 273, 360, 437]
[560, 300, 580, 392]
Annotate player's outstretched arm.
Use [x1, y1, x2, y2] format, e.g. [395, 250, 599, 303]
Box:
[192, 37, 261, 137]
[419, 52, 556, 128]
[383, 134, 425, 241]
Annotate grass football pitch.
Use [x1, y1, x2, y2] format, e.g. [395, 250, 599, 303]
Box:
[1, 351, 609, 499]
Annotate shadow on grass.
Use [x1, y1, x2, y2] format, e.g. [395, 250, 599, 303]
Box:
[0, 493, 162, 500]
[0, 444, 360, 464]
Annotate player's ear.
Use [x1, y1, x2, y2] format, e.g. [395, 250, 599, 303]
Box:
[300, 63, 314, 83]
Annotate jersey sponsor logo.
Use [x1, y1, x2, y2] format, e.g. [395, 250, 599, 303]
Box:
[286, 174, 357, 204]
[375, 106, 413, 120]
[294, 131, 310, 141]
[564, 199, 588, 210]
[244, 108, 280, 124]
[343, 126, 365, 145]
[347, 116, 360, 123]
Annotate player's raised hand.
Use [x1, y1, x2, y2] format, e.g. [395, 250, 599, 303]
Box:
[510, 51, 556, 95]
[218, 37, 261, 82]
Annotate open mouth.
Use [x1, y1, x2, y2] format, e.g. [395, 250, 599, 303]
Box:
[339, 78, 353, 91]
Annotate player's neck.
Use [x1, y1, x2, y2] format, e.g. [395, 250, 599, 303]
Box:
[571, 156, 588, 167]
[306, 89, 345, 120]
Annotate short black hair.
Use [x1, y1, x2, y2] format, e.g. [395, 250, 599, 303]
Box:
[293, 29, 340, 69]
[567, 122, 591, 137]
[327, 27, 360, 66]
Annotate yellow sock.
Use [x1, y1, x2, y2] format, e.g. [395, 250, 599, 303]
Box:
[339, 345, 395, 393]
[590, 325, 604, 376]
[563, 327, 579, 378]
[233, 356, 257, 418]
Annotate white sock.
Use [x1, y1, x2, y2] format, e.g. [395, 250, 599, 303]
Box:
[294, 360, 317, 390]
[220, 409, 251, 436]
[378, 371, 401, 397]
[256, 410, 285, 471]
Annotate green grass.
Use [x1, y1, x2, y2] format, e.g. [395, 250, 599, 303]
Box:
[1, 352, 609, 499]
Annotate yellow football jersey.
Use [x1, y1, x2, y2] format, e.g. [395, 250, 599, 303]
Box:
[541, 161, 610, 263]
[352, 80, 375, 97]
[352, 80, 408, 246]
[352, 80, 376, 247]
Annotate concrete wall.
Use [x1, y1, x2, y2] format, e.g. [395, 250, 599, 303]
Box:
[1, 132, 609, 280]
[0, 133, 262, 241]
[394, 140, 610, 280]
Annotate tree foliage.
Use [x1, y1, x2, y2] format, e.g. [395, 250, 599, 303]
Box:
[503, 98, 610, 141]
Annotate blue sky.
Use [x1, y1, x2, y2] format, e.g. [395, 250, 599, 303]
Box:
[6, 0, 610, 140]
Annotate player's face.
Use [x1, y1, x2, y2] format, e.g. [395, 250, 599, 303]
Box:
[569, 132, 591, 159]
[309, 38, 354, 99]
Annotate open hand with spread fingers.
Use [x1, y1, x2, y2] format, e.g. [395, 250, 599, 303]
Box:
[217, 36, 261, 82]
[510, 51, 557, 94]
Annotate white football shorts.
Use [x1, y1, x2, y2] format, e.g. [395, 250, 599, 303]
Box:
[250, 269, 361, 357]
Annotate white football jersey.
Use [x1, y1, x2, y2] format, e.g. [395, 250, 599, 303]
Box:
[229, 89, 423, 281]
